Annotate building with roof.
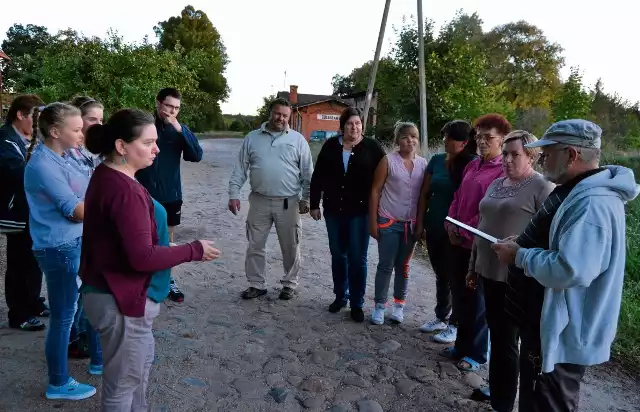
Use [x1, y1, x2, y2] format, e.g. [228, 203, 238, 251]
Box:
[276, 85, 378, 140]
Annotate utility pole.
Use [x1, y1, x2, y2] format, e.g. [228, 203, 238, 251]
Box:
[417, 0, 429, 156]
[362, 0, 392, 136]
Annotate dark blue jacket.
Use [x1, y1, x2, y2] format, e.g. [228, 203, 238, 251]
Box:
[0, 123, 30, 232]
[136, 116, 203, 203]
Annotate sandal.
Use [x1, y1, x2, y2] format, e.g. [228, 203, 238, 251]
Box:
[457, 356, 481, 372]
[470, 386, 491, 401]
[440, 347, 461, 360]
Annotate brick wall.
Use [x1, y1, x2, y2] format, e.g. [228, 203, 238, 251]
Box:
[294, 101, 348, 140]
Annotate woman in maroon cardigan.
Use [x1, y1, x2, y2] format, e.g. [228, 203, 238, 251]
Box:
[80, 109, 220, 411]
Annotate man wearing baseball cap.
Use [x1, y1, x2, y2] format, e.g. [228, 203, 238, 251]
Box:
[492, 119, 640, 411]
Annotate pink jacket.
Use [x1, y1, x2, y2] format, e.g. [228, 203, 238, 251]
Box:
[444, 156, 505, 249]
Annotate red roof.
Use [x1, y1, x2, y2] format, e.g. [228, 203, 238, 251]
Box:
[0, 50, 10, 60]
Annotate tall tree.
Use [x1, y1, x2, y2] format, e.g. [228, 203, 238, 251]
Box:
[1, 24, 51, 90]
[551, 67, 592, 121]
[483, 21, 565, 109]
[155, 5, 230, 131]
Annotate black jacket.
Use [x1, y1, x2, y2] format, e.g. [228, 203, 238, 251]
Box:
[310, 135, 385, 216]
[0, 123, 30, 232]
[135, 115, 203, 203]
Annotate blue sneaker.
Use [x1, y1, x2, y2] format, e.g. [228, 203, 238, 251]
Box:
[45, 377, 96, 400]
[88, 364, 103, 376]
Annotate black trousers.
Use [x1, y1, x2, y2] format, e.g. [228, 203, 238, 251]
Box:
[518, 319, 586, 412]
[425, 233, 455, 323]
[4, 231, 43, 326]
[484, 277, 519, 412]
[451, 245, 488, 364]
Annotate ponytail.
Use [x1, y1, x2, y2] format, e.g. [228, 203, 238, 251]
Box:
[26, 107, 41, 162]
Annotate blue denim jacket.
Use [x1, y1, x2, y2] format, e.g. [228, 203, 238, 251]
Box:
[24, 143, 90, 249]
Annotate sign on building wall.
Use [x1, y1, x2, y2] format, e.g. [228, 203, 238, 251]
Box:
[317, 114, 340, 121]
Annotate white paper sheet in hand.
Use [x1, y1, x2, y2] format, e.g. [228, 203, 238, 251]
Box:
[445, 216, 498, 244]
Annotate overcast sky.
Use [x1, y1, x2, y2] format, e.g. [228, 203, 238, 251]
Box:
[1, 0, 636, 115]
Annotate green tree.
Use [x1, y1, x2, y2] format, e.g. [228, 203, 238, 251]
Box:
[551, 67, 592, 121]
[332, 12, 513, 141]
[1, 24, 51, 90]
[483, 21, 565, 109]
[256, 94, 276, 124]
[155, 5, 230, 131]
[14, 30, 200, 122]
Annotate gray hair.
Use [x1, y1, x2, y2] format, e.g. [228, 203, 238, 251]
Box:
[393, 121, 419, 144]
[553, 143, 601, 165]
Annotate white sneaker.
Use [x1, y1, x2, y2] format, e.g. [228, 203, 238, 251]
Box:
[371, 303, 386, 325]
[433, 324, 457, 343]
[420, 317, 448, 333]
[389, 302, 404, 323]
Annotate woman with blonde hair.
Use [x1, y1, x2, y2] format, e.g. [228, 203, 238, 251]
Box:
[369, 121, 427, 324]
[24, 103, 97, 400]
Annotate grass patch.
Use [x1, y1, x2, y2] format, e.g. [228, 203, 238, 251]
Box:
[196, 131, 246, 139]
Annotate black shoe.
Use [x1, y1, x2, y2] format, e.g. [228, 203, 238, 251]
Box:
[242, 287, 267, 300]
[350, 308, 365, 323]
[168, 280, 185, 303]
[470, 386, 491, 401]
[279, 287, 296, 300]
[328, 299, 348, 313]
[11, 317, 46, 332]
[68, 336, 91, 359]
[34, 299, 50, 317]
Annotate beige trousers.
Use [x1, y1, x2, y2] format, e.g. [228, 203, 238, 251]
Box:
[83, 293, 160, 412]
[245, 192, 302, 289]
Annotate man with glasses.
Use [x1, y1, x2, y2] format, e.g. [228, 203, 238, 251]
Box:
[492, 119, 640, 411]
[136, 87, 203, 303]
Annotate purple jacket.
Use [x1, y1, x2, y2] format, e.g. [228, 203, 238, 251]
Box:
[445, 156, 505, 249]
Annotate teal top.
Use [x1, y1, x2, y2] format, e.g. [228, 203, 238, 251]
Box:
[424, 154, 456, 238]
[82, 198, 172, 302]
[146, 199, 172, 303]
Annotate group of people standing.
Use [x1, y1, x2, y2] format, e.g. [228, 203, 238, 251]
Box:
[0, 88, 221, 410]
[229, 100, 638, 412]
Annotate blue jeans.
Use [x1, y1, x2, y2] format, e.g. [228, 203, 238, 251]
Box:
[374, 217, 416, 304]
[324, 213, 370, 308]
[33, 238, 93, 385]
[70, 292, 103, 366]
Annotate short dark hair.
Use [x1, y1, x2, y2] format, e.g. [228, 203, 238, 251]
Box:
[5, 94, 44, 125]
[269, 98, 291, 111]
[473, 113, 512, 136]
[85, 109, 155, 157]
[339, 107, 362, 131]
[156, 88, 182, 102]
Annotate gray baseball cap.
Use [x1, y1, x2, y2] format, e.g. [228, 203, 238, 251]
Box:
[525, 119, 602, 149]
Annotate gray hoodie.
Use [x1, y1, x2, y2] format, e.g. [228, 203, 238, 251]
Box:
[516, 165, 640, 373]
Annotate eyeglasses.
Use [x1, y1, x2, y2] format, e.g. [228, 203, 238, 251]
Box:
[161, 102, 180, 111]
[475, 133, 500, 142]
[538, 146, 579, 164]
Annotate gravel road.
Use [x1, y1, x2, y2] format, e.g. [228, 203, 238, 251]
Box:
[0, 138, 638, 412]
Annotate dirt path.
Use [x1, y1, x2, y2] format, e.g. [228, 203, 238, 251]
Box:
[0, 138, 638, 412]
